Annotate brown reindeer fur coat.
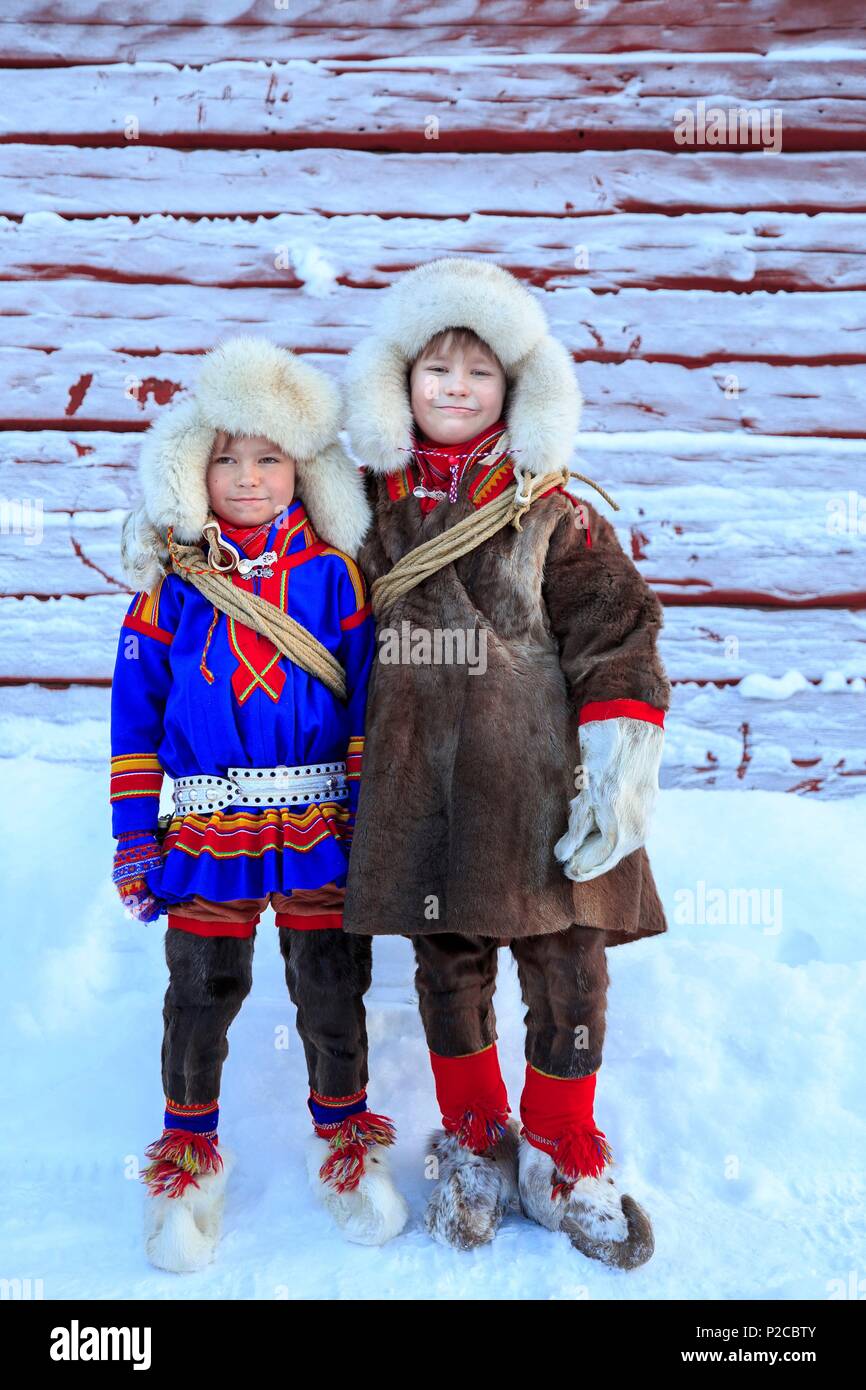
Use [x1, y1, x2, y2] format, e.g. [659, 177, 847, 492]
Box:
[341, 259, 671, 946]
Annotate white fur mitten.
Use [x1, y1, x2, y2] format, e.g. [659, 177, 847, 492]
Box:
[554, 716, 664, 883]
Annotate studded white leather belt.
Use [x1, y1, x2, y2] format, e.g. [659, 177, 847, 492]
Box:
[172, 762, 348, 815]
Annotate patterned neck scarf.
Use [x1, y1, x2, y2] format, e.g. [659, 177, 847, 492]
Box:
[212, 508, 283, 559]
[411, 418, 508, 514]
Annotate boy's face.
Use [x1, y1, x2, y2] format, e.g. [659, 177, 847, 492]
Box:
[409, 335, 506, 445]
[206, 433, 296, 527]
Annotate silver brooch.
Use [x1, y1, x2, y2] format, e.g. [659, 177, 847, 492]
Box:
[236, 550, 278, 579]
[412, 485, 448, 501]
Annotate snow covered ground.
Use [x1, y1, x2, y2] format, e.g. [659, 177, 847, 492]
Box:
[1, 741, 864, 1301]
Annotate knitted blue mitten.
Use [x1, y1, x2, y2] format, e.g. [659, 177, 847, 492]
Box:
[113, 832, 165, 922]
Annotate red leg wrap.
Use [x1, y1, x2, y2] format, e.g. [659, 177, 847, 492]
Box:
[519, 1063, 613, 1186]
[428, 1043, 511, 1154]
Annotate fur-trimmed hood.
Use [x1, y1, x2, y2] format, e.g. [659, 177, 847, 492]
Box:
[344, 257, 582, 477]
[119, 336, 370, 593]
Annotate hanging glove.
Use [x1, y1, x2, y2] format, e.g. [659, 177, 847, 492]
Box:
[554, 714, 664, 884]
[112, 831, 165, 922]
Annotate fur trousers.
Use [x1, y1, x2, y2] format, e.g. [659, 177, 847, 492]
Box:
[161, 922, 373, 1104]
[412, 925, 609, 1076]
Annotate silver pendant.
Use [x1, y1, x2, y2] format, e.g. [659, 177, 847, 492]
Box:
[412, 485, 448, 502]
[237, 550, 278, 579]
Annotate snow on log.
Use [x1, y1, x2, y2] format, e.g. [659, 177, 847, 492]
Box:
[2, 595, 865, 684]
[1, 59, 864, 152]
[0, 345, 861, 437]
[3, 147, 866, 217]
[1, 477, 862, 605]
[3, 280, 866, 366]
[4, 0, 865, 64]
[4, 210, 866, 293]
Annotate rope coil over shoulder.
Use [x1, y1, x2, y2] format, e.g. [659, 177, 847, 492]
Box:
[166, 518, 348, 701]
[370, 460, 619, 619]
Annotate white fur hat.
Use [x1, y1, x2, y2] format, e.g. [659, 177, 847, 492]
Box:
[119, 335, 370, 592]
[344, 257, 582, 477]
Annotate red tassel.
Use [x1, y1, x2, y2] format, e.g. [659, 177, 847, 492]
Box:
[316, 1112, 396, 1194]
[551, 1125, 613, 1185]
[443, 1101, 509, 1155]
[140, 1128, 223, 1200]
[429, 1044, 511, 1154]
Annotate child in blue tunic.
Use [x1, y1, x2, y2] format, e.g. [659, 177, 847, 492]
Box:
[110, 337, 408, 1267]
[112, 495, 370, 917]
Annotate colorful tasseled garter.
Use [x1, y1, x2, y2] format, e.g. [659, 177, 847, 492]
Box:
[307, 1087, 369, 1134]
[139, 1098, 222, 1200]
[308, 1089, 397, 1194]
[164, 1097, 220, 1137]
[519, 1063, 613, 1196]
[428, 1043, 512, 1154]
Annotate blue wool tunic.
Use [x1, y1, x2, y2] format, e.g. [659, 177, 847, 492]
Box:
[109, 498, 375, 908]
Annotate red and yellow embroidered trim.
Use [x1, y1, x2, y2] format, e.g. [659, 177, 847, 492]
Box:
[385, 442, 516, 512]
[468, 457, 515, 508]
[226, 616, 284, 703]
[275, 507, 310, 558]
[122, 581, 174, 645]
[310, 1088, 367, 1108]
[319, 548, 366, 612]
[110, 752, 164, 804]
[165, 1098, 219, 1116]
[346, 735, 364, 781]
[385, 466, 415, 502]
[159, 802, 353, 860]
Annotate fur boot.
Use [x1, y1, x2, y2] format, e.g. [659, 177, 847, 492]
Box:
[518, 1138, 654, 1269]
[142, 1142, 234, 1274]
[423, 1118, 520, 1250]
[305, 1134, 409, 1245]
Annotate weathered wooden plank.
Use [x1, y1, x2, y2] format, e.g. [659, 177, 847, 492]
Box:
[2, 665, 861, 796]
[577, 432, 866, 490]
[2, 476, 862, 603]
[0, 346, 862, 437]
[661, 608, 866, 681]
[2, 59, 864, 152]
[3, 429, 862, 508]
[8, 1, 863, 24]
[3, 431, 863, 610]
[6, 0, 864, 42]
[0, 511, 133, 597]
[3, 595, 864, 685]
[4, 210, 866, 293]
[0, 595, 130, 679]
[0, 685, 117, 774]
[0, 431, 138, 511]
[4, 22, 866, 64]
[666, 681, 866, 794]
[3, 147, 866, 217]
[607, 484, 866, 605]
[4, 280, 866, 365]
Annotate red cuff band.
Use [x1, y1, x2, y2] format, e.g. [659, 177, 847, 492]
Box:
[519, 1064, 612, 1179]
[428, 1044, 511, 1153]
[579, 699, 665, 728]
[167, 914, 258, 938]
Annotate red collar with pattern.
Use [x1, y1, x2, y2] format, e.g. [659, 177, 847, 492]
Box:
[386, 421, 516, 513]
